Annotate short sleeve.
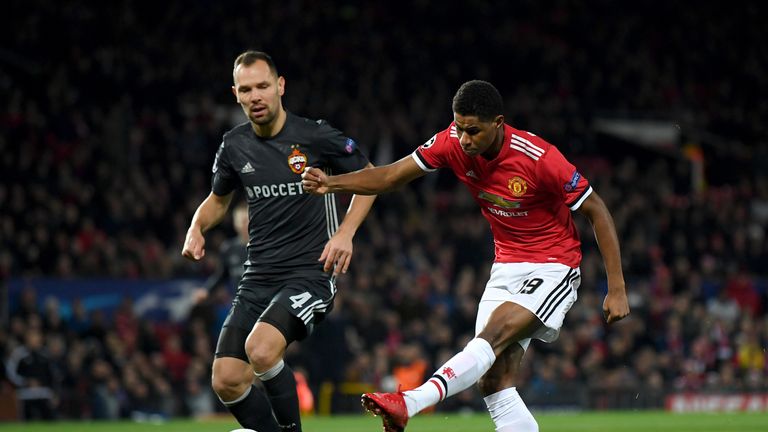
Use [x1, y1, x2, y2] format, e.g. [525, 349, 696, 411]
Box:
[211, 141, 239, 195]
[411, 128, 452, 172]
[539, 146, 592, 211]
[316, 120, 370, 173]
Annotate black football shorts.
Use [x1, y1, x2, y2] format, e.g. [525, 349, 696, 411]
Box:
[214, 276, 336, 362]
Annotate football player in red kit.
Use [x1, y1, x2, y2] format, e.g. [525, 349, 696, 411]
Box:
[302, 80, 629, 431]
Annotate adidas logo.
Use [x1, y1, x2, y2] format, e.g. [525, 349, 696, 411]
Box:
[466, 170, 478, 179]
[241, 162, 254, 173]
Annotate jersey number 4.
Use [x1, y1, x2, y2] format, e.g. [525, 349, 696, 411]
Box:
[289, 292, 313, 309]
[520, 278, 543, 294]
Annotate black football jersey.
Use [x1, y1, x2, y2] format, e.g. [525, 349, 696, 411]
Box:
[211, 112, 369, 283]
[203, 237, 247, 293]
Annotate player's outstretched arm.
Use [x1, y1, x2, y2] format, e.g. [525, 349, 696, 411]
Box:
[577, 191, 630, 323]
[182, 191, 234, 261]
[302, 155, 426, 195]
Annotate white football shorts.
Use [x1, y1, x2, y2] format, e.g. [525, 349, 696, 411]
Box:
[475, 262, 581, 350]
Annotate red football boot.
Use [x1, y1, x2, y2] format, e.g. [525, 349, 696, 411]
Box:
[361, 391, 409, 432]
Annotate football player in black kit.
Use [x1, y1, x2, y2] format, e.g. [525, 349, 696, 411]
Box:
[182, 50, 376, 432]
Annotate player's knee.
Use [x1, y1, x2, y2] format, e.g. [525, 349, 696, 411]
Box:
[211, 366, 250, 400]
[504, 320, 536, 346]
[248, 350, 280, 372]
[480, 305, 541, 352]
[245, 341, 281, 372]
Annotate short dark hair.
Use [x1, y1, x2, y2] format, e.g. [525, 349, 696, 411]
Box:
[452, 80, 503, 121]
[233, 50, 279, 81]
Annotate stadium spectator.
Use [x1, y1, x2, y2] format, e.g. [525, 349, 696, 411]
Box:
[5, 328, 57, 420]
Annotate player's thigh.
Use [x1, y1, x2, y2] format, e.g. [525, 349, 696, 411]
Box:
[216, 290, 274, 362]
[245, 319, 290, 369]
[476, 263, 580, 344]
[477, 301, 542, 352]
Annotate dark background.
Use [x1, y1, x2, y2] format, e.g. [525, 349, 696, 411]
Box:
[2, 0, 766, 420]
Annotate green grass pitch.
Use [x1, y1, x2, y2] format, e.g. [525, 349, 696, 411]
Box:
[3, 411, 768, 432]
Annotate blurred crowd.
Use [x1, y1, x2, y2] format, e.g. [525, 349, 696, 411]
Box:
[2, 0, 767, 420]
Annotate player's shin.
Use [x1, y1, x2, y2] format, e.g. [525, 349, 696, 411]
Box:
[256, 359, 302, 431]
[484, 387, 538, 432]
[220, 384, 280, 432]
[403, 338, 496, 417]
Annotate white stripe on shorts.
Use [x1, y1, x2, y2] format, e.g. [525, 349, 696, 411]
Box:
[295, 279, 337, 325]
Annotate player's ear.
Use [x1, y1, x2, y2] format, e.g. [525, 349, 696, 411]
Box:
[278, 76, 285, 97]
[232, 85, 239, 103]
[494, 115, 504, 129]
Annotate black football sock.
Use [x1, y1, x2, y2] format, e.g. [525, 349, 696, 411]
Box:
[221, 385, 280, 432]
[259, 360, 301, 432]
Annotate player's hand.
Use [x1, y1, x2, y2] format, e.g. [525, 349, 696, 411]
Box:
[302, 167, 330, 195]
[182, 228, 206, 261]
[320, 230, 354, 276]
[602, 285, 630, 324]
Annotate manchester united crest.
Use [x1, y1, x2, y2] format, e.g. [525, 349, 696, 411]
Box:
[508, 176, 527, 197]
[288, 145, 307, 174]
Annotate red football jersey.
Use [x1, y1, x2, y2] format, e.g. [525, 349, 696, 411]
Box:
[412, 123, 592, 267]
